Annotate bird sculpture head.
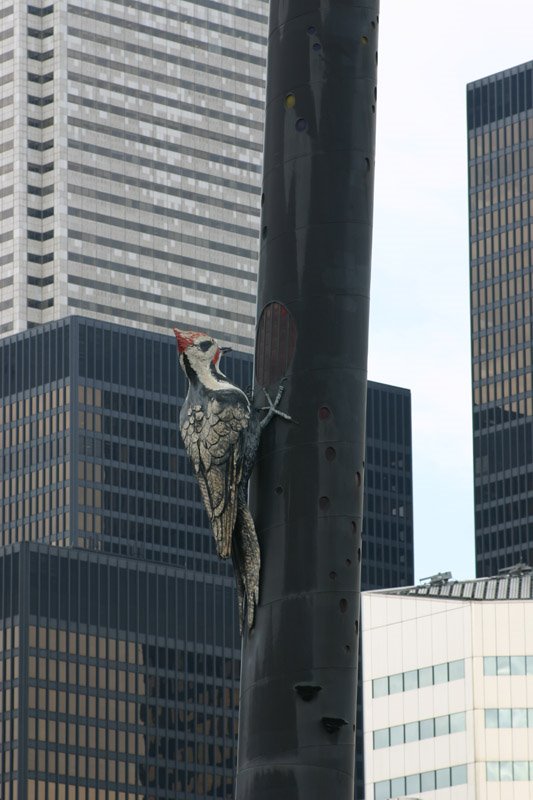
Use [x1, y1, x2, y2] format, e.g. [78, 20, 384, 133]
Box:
[173, 328, 231, 380]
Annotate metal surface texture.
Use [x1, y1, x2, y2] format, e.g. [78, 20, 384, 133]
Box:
[236, 0, 379, 797]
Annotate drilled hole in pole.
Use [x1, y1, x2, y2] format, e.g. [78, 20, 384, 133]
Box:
[360, 35, 368, 44]
[329, 571, 337, 580]
[319, 496, 330, 510]
[325, 446, 336, 461]
[339, 598, 348, 613]
[319, 406, 331, 420]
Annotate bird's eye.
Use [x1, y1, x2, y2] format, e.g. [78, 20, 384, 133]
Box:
[199, 340, 212, 353]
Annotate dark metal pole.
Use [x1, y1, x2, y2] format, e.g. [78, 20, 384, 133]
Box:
[236, 1, 379, 798]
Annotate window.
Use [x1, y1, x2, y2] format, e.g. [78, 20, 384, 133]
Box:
[371, 659, 465, 698]
[372, 712, 465, 749]
[373, 729, 389, 749]
[484, 655, 533, 676]
[485, 707, 533, 727]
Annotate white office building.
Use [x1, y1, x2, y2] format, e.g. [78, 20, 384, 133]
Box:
[363, 568, 533, 799]
[0, 0, 267, 349]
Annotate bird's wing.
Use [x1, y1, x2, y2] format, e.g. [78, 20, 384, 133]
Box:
[181, 396, 249, 558]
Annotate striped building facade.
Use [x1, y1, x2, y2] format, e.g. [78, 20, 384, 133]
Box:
[0, 0, 267, 350]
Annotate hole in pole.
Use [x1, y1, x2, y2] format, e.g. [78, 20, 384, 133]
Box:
[307, 25, 316, 35]
[325, 446, 336, 461]
[355, 472, 362, 487]
[275, 486, 283, 495]
[295, 117, 308, 132]
[312, 42, 321, 51]
[319, 406, 331, 420]
[339, 598, 348, 613]
[360, 35, 368, 44]
[329, 571, 337, 580]
[319, 496, 330, 510]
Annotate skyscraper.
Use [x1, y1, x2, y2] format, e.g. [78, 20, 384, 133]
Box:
[0, 0, 267, 350]
[356, 380, 414, 798]
[468, 61, 533, 576]
[0, 317, 247, 799]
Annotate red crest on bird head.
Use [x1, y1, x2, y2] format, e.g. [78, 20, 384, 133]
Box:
[173, 328, 206, 354]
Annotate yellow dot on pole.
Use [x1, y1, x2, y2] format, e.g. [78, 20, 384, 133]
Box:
[284, 93, 296, 110]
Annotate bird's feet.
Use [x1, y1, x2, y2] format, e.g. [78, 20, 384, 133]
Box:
[259, 379, 295, 429]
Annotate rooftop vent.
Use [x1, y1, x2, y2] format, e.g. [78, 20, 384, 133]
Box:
[420, 571, 452, 586]
[498, 562, 532, 577]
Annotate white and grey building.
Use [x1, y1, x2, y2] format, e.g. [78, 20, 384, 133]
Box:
[0, 0, 267, 349]
[363, 569, 533, 799]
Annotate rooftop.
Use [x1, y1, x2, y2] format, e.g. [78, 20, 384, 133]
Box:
[374, 564, 533, 602]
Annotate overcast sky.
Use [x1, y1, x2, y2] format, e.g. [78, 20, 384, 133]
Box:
[369, 0, 533, 581]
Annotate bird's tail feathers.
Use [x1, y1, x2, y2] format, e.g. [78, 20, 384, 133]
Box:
[235, 502, 260, 631]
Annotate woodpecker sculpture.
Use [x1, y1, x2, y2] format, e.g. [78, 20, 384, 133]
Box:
[173, 328, 291, 631]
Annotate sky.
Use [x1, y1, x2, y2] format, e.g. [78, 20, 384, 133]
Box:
[368, 0, 533, 582]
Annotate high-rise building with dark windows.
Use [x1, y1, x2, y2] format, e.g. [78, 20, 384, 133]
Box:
[356, 380, 414, 799]
[467, 61, 533, 576]
[0, 317, 413, 798]
[0, 315, 245, 799]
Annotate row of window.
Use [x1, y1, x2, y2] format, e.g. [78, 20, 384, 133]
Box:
[487, 761, 533, 781]
[374, 764, 467, 800]
[486, 707, 533, 727]
[372, 659, 464, 698]
[471, 247, 533, 285]
[470, 225, 533, 262]
[373, 712, 465, 749]
[468, 117, 533, 157]
[484, 655, 533, 675]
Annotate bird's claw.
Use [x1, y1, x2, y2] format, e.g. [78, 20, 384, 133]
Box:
[259, 381, 295, 428]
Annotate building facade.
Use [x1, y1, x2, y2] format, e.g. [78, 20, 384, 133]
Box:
[355, 381, 414, 798]
[468, 61, 533, 575]
[0, 541, 241, 800]
[0, 317, 413, 798]
[0, 316, 246, 799]
[0, 0, 267, 350]
[363, 570, 533, 800]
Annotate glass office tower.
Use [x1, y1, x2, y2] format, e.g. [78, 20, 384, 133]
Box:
[0, 318, 413, 798]
[0, 316, 244, 799]
[0, 542, 240, 800]
[356, 381, 414, 798]
[468, 61, 533, 576]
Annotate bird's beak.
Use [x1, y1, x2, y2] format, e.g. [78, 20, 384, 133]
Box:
[220, 347, 232, 355]
[173, 328, 195, 354]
